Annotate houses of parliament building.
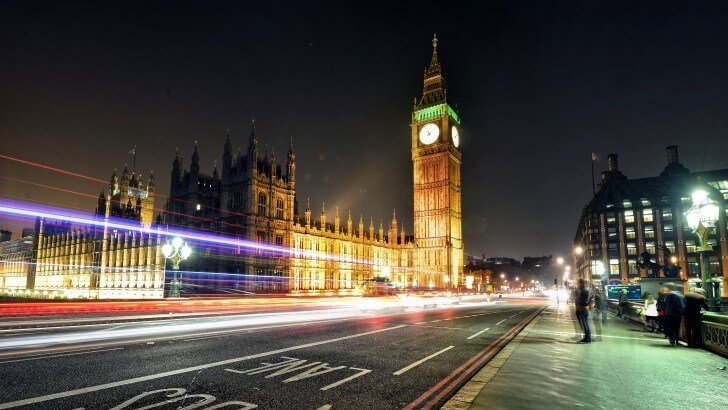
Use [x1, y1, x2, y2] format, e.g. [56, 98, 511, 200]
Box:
[0, 35, 464, 298]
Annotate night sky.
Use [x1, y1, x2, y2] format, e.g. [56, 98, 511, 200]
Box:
[2, 1, 728, 259]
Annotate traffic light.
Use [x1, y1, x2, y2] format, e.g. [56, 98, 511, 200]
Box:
[554, 278, 557, 285]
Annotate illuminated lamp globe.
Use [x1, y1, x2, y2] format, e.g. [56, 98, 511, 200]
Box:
[692, 189, 709, 204]
[556, 257, 564, 265]
[685, 208, 701, 230]
[172, 237, 184, 249]
[180, 245, 192, 259]
[700, 202, 719, 226]
[443, 275, 450, 284]
[162, 243, 174, 258]
[574, 246, 583, 255]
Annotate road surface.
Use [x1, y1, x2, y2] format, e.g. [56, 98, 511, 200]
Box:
[0, 298, 545, 409]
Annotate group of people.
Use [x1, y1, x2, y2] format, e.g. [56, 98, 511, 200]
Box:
[639, 285, 709, 346]
[572, 280, 709, 347]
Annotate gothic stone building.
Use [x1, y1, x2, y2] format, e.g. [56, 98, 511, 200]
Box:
[164, 35, 464, 293]
[0, 167, 166, 299]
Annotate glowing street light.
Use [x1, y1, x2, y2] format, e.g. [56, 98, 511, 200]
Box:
[556, 257, 564, 265]
[684, 189, 721, 311]
[162, 236, 192, 298]
[574, 246, 583, 256]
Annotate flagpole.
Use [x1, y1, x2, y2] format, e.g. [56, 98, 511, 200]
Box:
[591, 152, 596, 196]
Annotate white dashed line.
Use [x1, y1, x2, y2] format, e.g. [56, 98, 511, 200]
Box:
[393, 345, 455, 376]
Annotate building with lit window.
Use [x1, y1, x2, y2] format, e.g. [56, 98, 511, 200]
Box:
[164, 35, 463, 294]
[573, 146, 727, 301]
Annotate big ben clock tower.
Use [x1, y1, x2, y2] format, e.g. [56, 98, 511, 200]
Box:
[411, 34, 463, 288]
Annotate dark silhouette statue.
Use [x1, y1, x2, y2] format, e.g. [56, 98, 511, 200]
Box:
[636, 245, 681, 278]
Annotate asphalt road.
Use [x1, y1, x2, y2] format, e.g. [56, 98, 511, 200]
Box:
[0, 299, 545, 409]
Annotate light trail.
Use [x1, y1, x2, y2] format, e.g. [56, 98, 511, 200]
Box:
[0, 199, 444, 276]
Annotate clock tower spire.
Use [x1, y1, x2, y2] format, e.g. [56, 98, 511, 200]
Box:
[411, 34, 463, 288]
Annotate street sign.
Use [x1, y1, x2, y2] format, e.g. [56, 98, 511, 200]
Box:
[606, 285, 642, 300]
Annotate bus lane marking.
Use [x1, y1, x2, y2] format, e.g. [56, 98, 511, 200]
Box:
[225, 356, 372, 391]
[0, 324, 406, 409]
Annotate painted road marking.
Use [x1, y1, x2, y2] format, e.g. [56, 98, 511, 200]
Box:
[0, 324, 407, 409]
[393, 345, 455, 376]
[225, 356, 372, 391]
[0, 347, 123, 364]
[466, 328, 490, 340]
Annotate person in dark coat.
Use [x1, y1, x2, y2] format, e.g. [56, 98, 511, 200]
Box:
[594, 289, 607, 323]
[655, 287, 669, 337]
[684, 287, 709, 348]
[617, 289, 629, 321]
[574, 278, 593, 343]
[663, 284, 685, 346]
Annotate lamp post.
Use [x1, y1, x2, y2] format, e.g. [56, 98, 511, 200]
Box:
[162, 236, 192, 298]
[684, 189, 720, 311]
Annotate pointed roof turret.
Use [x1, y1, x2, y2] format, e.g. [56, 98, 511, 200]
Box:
[191, 141, 199, 163]
[248, 118, 258, 147]
[427, 33, 441, 76]
[224, 129, 232, 153]
[417, 33, 447, 109]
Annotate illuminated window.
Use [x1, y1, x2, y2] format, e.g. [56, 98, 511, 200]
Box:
[643, 209, 653, 222]
[276, 198, 284, 219]
[623, 200, 632, 209]
[627, 243, 637, 255]
[624, 210, 634, 224]
[196, 203, 201, 211]
[275, 235, 283, 247]
[686, 240, 697, 253]
[641, 198, 651, 206]
[607, 217, 616, 224]
[664, 241, 675, 253]
[662, 211, 673, 221]
[645, 242, 655, 254]
[626, 227, 636, 239]
[609, 259, 620, 275]
[258, 193, 267, 216]
[644, 227, 655, 239]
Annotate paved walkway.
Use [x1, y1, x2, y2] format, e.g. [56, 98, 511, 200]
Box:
[444, 303, 728, 409]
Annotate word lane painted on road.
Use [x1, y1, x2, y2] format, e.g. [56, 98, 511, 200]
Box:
[226, 356, 372, 391]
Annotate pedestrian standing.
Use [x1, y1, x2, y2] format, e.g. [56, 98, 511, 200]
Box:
[656, 287, 669, 337]
[663, 284, 685, 346]
[683, 287, 709, 348]
[575, 278, 593, 343]
[594, 288, 607, 323]
[617, 289, 629, 321]
[644, 295, 659, 333]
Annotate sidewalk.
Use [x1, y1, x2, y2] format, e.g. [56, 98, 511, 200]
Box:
[444, 304, 728, 409]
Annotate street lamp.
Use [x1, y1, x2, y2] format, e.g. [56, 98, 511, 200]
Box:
[162, 236, 192, 298]
[556, 257, 564, 265]
[684, 189, 721, 311]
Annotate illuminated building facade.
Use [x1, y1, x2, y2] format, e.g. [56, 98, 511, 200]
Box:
[165, 35, 463, 293]
[0, 167, 165, 299]
[573, 146, 728, 301]
[1, 36, 464, 298]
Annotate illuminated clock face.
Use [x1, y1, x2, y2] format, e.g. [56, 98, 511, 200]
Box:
[419, 123, 440, 145]
[451, 126, 460, 147]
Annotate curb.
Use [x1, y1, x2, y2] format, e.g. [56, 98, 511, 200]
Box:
[441, 308, 545, 409]
[405, 306, 545, 409]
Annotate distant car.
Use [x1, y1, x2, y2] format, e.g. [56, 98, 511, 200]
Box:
[361, 279, 399, 296]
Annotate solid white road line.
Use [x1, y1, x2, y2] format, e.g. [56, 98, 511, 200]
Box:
[0, 324, 407, 409]
[0, 348, 123, 364]
[466, 328, 490, 340]
[392, 345, 455, 376]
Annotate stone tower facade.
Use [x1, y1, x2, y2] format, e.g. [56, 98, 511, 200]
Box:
[410, 34, 464, 287]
